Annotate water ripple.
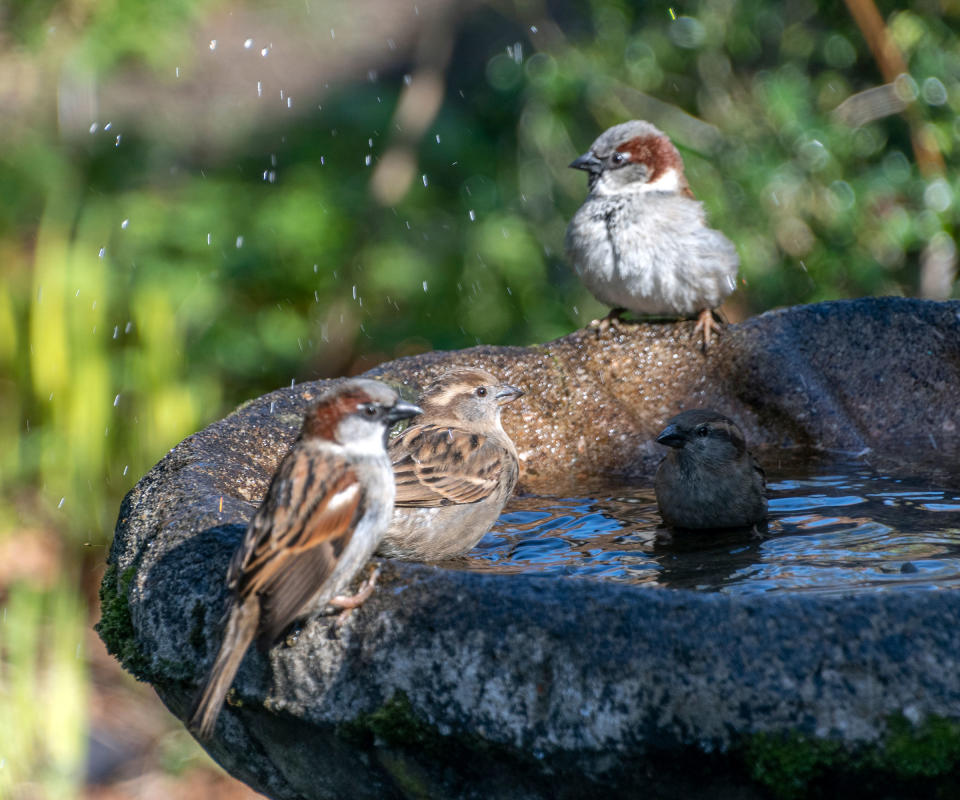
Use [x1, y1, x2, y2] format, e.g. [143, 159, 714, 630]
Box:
[447, 464, 960, 595]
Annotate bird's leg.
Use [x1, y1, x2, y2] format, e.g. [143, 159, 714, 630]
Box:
[328, 564, 381, 626]
[590, 307, 627, 334]
[693, 308, 723, 350]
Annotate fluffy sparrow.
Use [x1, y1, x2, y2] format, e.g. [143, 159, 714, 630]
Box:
[565, 120, 739, 347]
[189, 379, 421, 738]
[377, 367, 522, 561]
[654, 409, 767, 530]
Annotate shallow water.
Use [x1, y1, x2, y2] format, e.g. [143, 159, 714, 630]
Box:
[450, 462, 960, 595]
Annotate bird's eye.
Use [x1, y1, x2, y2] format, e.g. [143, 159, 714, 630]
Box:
[363, 405, 379, 418]
[475, 386, 487, 397]
[695, 426, 709, 437]
[611, 151, 626, 165]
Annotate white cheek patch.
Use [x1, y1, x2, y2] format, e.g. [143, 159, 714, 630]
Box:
[593, 167, 682, 197]
[627, 167, 681, 194]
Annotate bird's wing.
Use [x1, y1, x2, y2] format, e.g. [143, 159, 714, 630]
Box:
[228, 444, 364, 644]
[390, 423, 507, 507]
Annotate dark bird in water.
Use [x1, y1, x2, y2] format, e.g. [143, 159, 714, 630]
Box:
[654, 409, 767, 530]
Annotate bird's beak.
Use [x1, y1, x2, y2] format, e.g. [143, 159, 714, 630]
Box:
[655, 424, 686, 449]
[388, 401, 423, 423]
[569, 151, 603, 175]
[495, 384, 524, 406]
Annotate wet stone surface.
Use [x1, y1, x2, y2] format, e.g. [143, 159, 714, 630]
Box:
[100, 298, 960, 799]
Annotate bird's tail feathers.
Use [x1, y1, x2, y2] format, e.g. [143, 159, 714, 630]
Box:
[188, 595, 259, 739]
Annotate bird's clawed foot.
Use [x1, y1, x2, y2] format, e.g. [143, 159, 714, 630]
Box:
[590, 307, 627, 335]
[693, 308, 724, 351]
[328, 564, 381, 626]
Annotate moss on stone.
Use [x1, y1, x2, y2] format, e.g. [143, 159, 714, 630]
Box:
[95, 563, 152, 680]
[340, 692, 446, 755]
[743, 731, 844, 799]
[880, 713, 960, 779]
[742, 714, 960, 798]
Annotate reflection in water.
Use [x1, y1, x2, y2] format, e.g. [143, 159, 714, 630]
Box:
[443, 464, 960, 596]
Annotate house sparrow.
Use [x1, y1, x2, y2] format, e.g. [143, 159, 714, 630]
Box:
[654, 409, 767, 530]
[565, 120, 739, 347]
[377, 367, 523, 561]
[188, 379, 421, 739]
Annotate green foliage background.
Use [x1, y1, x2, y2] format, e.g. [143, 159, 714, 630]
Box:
[0, 0, 958, 794]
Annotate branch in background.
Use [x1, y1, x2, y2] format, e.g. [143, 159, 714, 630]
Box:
[831, 83, 907, 128]
[842, 0, 944, 175]
[369, 10, 459, 206]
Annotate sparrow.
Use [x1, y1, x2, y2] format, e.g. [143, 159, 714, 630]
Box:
[188, 379, 421, 739]
[377, 367, 523, 562]
[565, 119, 739, 347]
[654, 409, 767, 530]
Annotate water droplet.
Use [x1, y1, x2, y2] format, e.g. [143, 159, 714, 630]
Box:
[320, 156, 325, 165]
[403, 74, 412, 85]
[330, 28, 335, 39]
[244, 38, 254, 49]
[291, 378, 296, 388]
[125, 322, 132, 333]
[435, 134, 441, 143]
[89, 122, 98, 134]
[313, 264, 318, 273]
[364, 154, 372, 166]
[175, 66, 180, 78]
[113, 394, 120, 407]
[209, 39, 217, 51]
[58, 497, 65, 509]
[530, 25, 538, 33]
[236, 236, 244, 248]
[104, 122, 112, 131]
[352, 285, 357, 300]
[98, 247, 106, 258]
[257, 81, 262, 97]
[206, 233, 212, 245]
[286, 96, 292, 108]
[121, 218, 129, 229]
[468, 209, 476, 221]
[115, 135, 121, 147]
[112, 325, 119, 339]
[422, 281, 428, 292]
[123, 465, 129, 476]
[261, 47, 269, 57]
[422, 174, 428, 187]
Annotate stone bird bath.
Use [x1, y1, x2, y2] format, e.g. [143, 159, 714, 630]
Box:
[99, 298, 960, 798]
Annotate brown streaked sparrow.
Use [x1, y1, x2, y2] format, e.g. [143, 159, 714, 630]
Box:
[565, 120, 739, 347]
[188, 379, 421, 739]
[654, 409, 767, 530]
[378, 367, 522, 562]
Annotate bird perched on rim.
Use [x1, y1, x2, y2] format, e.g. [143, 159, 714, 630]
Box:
[654, 409, 767, 530]
[378, 367, 523, 562]
[565, 119, 739, 348]
[188, 379, 421, 739]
